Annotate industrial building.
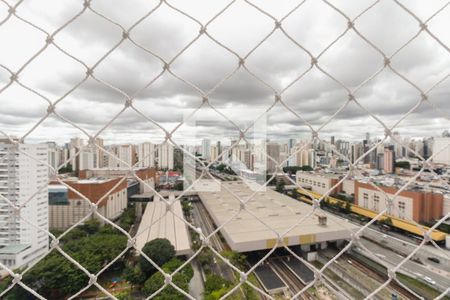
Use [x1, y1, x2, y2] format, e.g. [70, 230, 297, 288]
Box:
[136, 194, 190, 256]
[197, 181, 358, 254]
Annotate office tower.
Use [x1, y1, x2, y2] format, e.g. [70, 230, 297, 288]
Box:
[0, 140, 49, 269]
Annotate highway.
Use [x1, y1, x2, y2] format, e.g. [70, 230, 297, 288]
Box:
[356, 238, 450, 292]
[320, 249, 413, 300]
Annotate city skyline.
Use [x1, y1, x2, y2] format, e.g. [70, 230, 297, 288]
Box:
[1, 1, 449, 144]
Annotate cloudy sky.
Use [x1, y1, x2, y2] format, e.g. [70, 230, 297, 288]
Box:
[0, 0, 449, 146]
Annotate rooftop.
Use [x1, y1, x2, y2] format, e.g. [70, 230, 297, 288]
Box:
[197, 181, 358, 252]
[0, 244, 30, 255]
[135, 194, 191, 256]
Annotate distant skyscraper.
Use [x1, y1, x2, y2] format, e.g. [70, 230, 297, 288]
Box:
[216, 141, 222, 161]
[159, 143, 174, 170]
[384, 146, 395, 174]
[47, 142, 60, 176]
[266, 142, 280, 173]
[137, 142, 156, 168]
[202, 139, 211, 160]
[287, 139, 296, 166]
[330, 136, 335, 145]
[432, 137, 450, 165]
[0, 140, 49, 270]
[210, 145, 219, 162]
[108, 144, 136, 168]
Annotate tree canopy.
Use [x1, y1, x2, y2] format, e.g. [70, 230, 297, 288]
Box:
[140, 238, 176, 276]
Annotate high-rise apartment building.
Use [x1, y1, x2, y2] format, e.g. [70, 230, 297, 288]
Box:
[137, 142, 156, 168]
[432, 137, 450, 165]
[108, 144, 136, 168]
[0, 141, 49, 270]
[266, 142, 280, 173]
[47, 142, 60, 176]
[384, 146, 395, 174]
[158, 143, 174, 170]
[202, 139, 211, 160]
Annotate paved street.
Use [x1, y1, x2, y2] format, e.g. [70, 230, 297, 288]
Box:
[357, 238, 450, 292]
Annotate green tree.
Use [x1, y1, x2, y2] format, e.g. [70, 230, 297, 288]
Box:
[394, 161, 411, 169]
[8, 230, 127, 299]
[124, 264, 146, 285]
[275, 180, 285, 193]
[220, 251, 246, 269]
[119, 206, 136, 232]
[204, 274, 230, 294]
[79, 219, 101, 234]
[143, 259, 193, 299]
[140, 238, 175, 276]
[197, 248, 214, 271]
[344, 201, 352, 213]
[175, 181, 184, 191]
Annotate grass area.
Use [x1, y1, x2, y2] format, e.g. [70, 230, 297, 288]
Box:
[397, 273, 450, 300]
[321, 268, 365, 300]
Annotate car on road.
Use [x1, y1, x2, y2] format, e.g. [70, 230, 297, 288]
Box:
[423, 276, 436, 285]
[375, 253, 386, 259]
[427, 257, 440, 264]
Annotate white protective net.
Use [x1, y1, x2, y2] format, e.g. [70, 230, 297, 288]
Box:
[0, 0, 449, 299]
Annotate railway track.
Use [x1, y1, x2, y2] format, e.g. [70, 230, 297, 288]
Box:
[270, 258, 314, 300]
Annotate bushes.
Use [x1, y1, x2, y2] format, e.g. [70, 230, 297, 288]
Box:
[2, 227, 127, 299]
[143, 258, 193, 299]
[118, 206, 136, 232]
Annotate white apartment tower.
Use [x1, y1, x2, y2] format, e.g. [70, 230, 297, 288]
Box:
[137, 142, 156, 168]
[158, 143, 174, 170]
[108, 144, 136, 168]
[47, 142, 60, 176]
[432, 137, 450, 165]
[202, 139, 211, 160]
[0, 141, 49, 270]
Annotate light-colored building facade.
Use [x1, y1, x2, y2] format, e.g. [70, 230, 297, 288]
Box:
[0, 141, 49, 270]
[108, 144, 136, 168]
[49, 177, 127, 230]
[433, 137, 450, 165]
[355, 181, 443, 223]
[158, 143, 174, 170]
[266, 142, 280, 173]
[296, 172, 340, 195]
[137, 142, 156, 168]
[384, 146, 395, 174]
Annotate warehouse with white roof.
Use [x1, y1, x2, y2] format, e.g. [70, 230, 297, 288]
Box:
[198, 181, 359, 253]
[136, 194, 191, 256]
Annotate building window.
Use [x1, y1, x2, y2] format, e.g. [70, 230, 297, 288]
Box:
[363, 193, 369, 208]
[373, 195, 380, 211]
[398, 201, 406, 219]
